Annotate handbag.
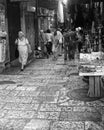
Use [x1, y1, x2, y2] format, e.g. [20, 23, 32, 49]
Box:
[15, 47, 19, 58]
[15, 38, 19, 58]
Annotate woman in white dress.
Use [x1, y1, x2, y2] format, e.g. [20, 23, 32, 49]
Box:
[15, 31, 29, 71]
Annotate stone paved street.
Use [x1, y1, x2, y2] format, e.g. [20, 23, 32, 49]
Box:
[0, 56, 104, 130]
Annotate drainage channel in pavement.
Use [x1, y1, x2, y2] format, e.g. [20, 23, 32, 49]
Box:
[0, 81, 16, 85]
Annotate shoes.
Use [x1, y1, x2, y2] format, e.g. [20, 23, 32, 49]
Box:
[21, 69, 23, 71]
[21, 64, 25, 71]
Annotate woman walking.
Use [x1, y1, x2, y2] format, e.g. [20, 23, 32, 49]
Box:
[15, 31, 30, 71]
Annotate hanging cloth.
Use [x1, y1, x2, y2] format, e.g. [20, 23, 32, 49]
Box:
[57, 0, 64, 23]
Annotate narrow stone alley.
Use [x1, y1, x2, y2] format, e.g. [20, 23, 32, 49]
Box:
[0, 56, 104, 130]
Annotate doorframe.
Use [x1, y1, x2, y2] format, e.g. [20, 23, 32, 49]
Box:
[5, 0, 10, 63]
[7, 0, 21, 62]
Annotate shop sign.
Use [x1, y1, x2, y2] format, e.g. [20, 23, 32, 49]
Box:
[39, 8, 49, 15]
[27, 6, 36, 12]
[38, 8, 54, 17]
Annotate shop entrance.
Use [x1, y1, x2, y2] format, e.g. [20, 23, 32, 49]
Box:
[25, 12, 35, 50]
[7, 0, 21, 61]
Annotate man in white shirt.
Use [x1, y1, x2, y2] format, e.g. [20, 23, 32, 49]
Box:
[57, 28, 63, 56]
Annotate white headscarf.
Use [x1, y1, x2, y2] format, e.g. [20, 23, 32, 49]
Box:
[18, 31, 25, 37]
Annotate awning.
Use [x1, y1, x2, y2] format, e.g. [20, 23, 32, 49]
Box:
[10, 0, 58, 10]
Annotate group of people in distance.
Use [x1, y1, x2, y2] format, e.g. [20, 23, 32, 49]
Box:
[15, 27, 84, 71]
[63, 27, 84, 61]
[39, 28, 64, 60]
[15, 28, 64, 71]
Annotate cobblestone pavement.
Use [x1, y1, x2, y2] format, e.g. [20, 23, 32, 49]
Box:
[0, 56, 104, 130]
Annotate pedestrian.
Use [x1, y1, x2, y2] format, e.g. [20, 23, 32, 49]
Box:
[56, 28, 63, 56]
[76, 27, 84, 53]
[52, 31, 59, 60]
[39, 30, 45, 57]
[63, 30, 70, 61]
[15, 31, 31, 71]
[44, 30, 49, 58]
[45, 29, 53, 56]
[63, 29, 76, 61]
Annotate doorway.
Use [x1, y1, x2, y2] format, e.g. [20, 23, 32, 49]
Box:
[25, 12, 35, 50]
[7, 0, 21, 61]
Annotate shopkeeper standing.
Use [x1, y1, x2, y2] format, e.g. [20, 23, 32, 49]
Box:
[76, 27, 84, 53]
[63, 29, 76, 61]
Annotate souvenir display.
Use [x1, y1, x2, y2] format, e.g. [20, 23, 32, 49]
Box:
[0, 4, 7, 62]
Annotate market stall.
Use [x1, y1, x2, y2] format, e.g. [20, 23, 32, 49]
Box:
[0, 3, 7, 63]
[67, 0, 104, 98]
[79, 52, 104, 97]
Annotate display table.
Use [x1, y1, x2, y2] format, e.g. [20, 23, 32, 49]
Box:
[79, 71, 104, 97]
[79, 52, 104, 97]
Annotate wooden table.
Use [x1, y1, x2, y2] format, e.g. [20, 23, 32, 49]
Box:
[79, 52, 104, 97]
[79, 70, 104, 97]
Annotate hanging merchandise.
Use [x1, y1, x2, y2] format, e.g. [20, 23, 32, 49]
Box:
[85, 4, 88, 8]
[0, 39, 6, 62]
[0, 4, 7, 63]
[57, 0, 64, 23]
[100, 2, 103, 15]
[91, 21, 95, 34]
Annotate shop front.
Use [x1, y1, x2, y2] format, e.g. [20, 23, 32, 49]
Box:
[7, 0, 21, 62]
[7, 0, 36, 62]
[21, 2, 35, 51]
[0, 0, 36, 72]
[6, 0, 36, 66]
[38, 8, 55, 31]
[0, 0, 10, 71]
[0, 0, 57, 72]
[68, 1, 104, 98]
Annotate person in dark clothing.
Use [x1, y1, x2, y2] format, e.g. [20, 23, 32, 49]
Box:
[76, 29, 84, 53]
[63, 30, 77, 61]
[45, 29, 53, 55]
